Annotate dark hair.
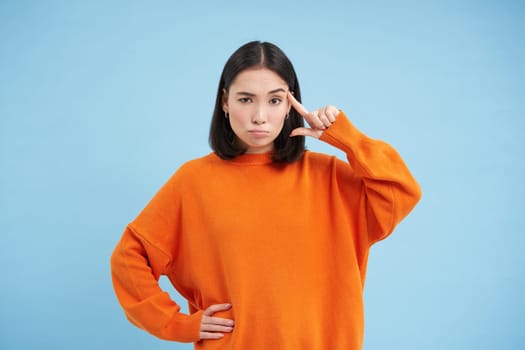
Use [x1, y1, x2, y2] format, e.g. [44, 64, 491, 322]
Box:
[209, 41, 305, 163]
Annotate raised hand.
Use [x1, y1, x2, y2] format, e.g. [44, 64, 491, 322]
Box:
[199, 303, 235, 340]
[287, 91, 339, 139]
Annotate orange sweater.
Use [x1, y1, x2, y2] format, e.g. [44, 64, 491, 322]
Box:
[110, 112, 421, 349]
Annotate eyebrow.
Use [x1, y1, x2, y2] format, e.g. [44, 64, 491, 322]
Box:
[235, 88, 287, 96]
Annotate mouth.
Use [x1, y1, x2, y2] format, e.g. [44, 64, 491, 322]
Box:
[248, 130, 269, 135]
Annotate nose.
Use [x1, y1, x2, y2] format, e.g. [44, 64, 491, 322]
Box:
[252, 107, 267, 124]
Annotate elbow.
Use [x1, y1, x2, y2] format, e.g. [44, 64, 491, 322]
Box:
[110, 235, 126, 273]
[404, 180, 422, 217]
[412, 181, 423, 206]
[395, 179, 422, 222]
[110, 246, 121, 275]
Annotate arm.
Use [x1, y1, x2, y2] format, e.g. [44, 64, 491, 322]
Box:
[110, 225, 203, 342]
[319, 112, 422, 243]
[110, 173, 234, 342]
[288, 92, 421, 244]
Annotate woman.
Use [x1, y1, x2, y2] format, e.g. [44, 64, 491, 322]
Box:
[110, 41, 421, 349]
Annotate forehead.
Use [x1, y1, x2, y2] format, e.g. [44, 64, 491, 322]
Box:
[229, 68, 287, 93]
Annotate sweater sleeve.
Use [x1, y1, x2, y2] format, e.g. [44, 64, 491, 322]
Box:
[319, 111, 422, 244]
[110, 172, 203, 342]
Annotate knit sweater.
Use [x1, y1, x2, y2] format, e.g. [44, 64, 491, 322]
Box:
[110, 111, 421, 349]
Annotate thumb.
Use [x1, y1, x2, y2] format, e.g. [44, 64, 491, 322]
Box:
[290, 127, 322, 138]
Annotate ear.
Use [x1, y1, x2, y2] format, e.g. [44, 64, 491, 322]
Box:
[222, 88, 229, 112]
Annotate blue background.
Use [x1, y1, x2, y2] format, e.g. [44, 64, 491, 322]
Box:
[1, 1, 523, 349]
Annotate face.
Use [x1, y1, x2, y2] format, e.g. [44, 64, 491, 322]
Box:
[223, 68, 291, 154]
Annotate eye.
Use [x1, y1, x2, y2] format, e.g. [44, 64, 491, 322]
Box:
[238, 97, 252, 103]
[270, 97, 282, 105]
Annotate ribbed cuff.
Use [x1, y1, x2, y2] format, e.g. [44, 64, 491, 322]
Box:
[160, 309, 204, 342]
[319, 111, 371, 176]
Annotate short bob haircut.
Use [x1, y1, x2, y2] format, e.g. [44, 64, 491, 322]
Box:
[209, 41, 305, 163]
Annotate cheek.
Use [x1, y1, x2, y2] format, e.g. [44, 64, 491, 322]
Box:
[270, 108, 288, 123]
[229, 112, 248, 127]
[228, 103, 250, 119]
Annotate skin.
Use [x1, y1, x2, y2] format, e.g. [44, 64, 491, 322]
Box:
[200, 67, 340, 340]
[222, 67, 291, 154]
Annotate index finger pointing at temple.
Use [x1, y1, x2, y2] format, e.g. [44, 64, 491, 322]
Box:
[287, 91, 309, 117]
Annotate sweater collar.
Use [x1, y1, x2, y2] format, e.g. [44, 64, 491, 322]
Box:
[217, 152, 274, 165]
[232, 152, 273, 165]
